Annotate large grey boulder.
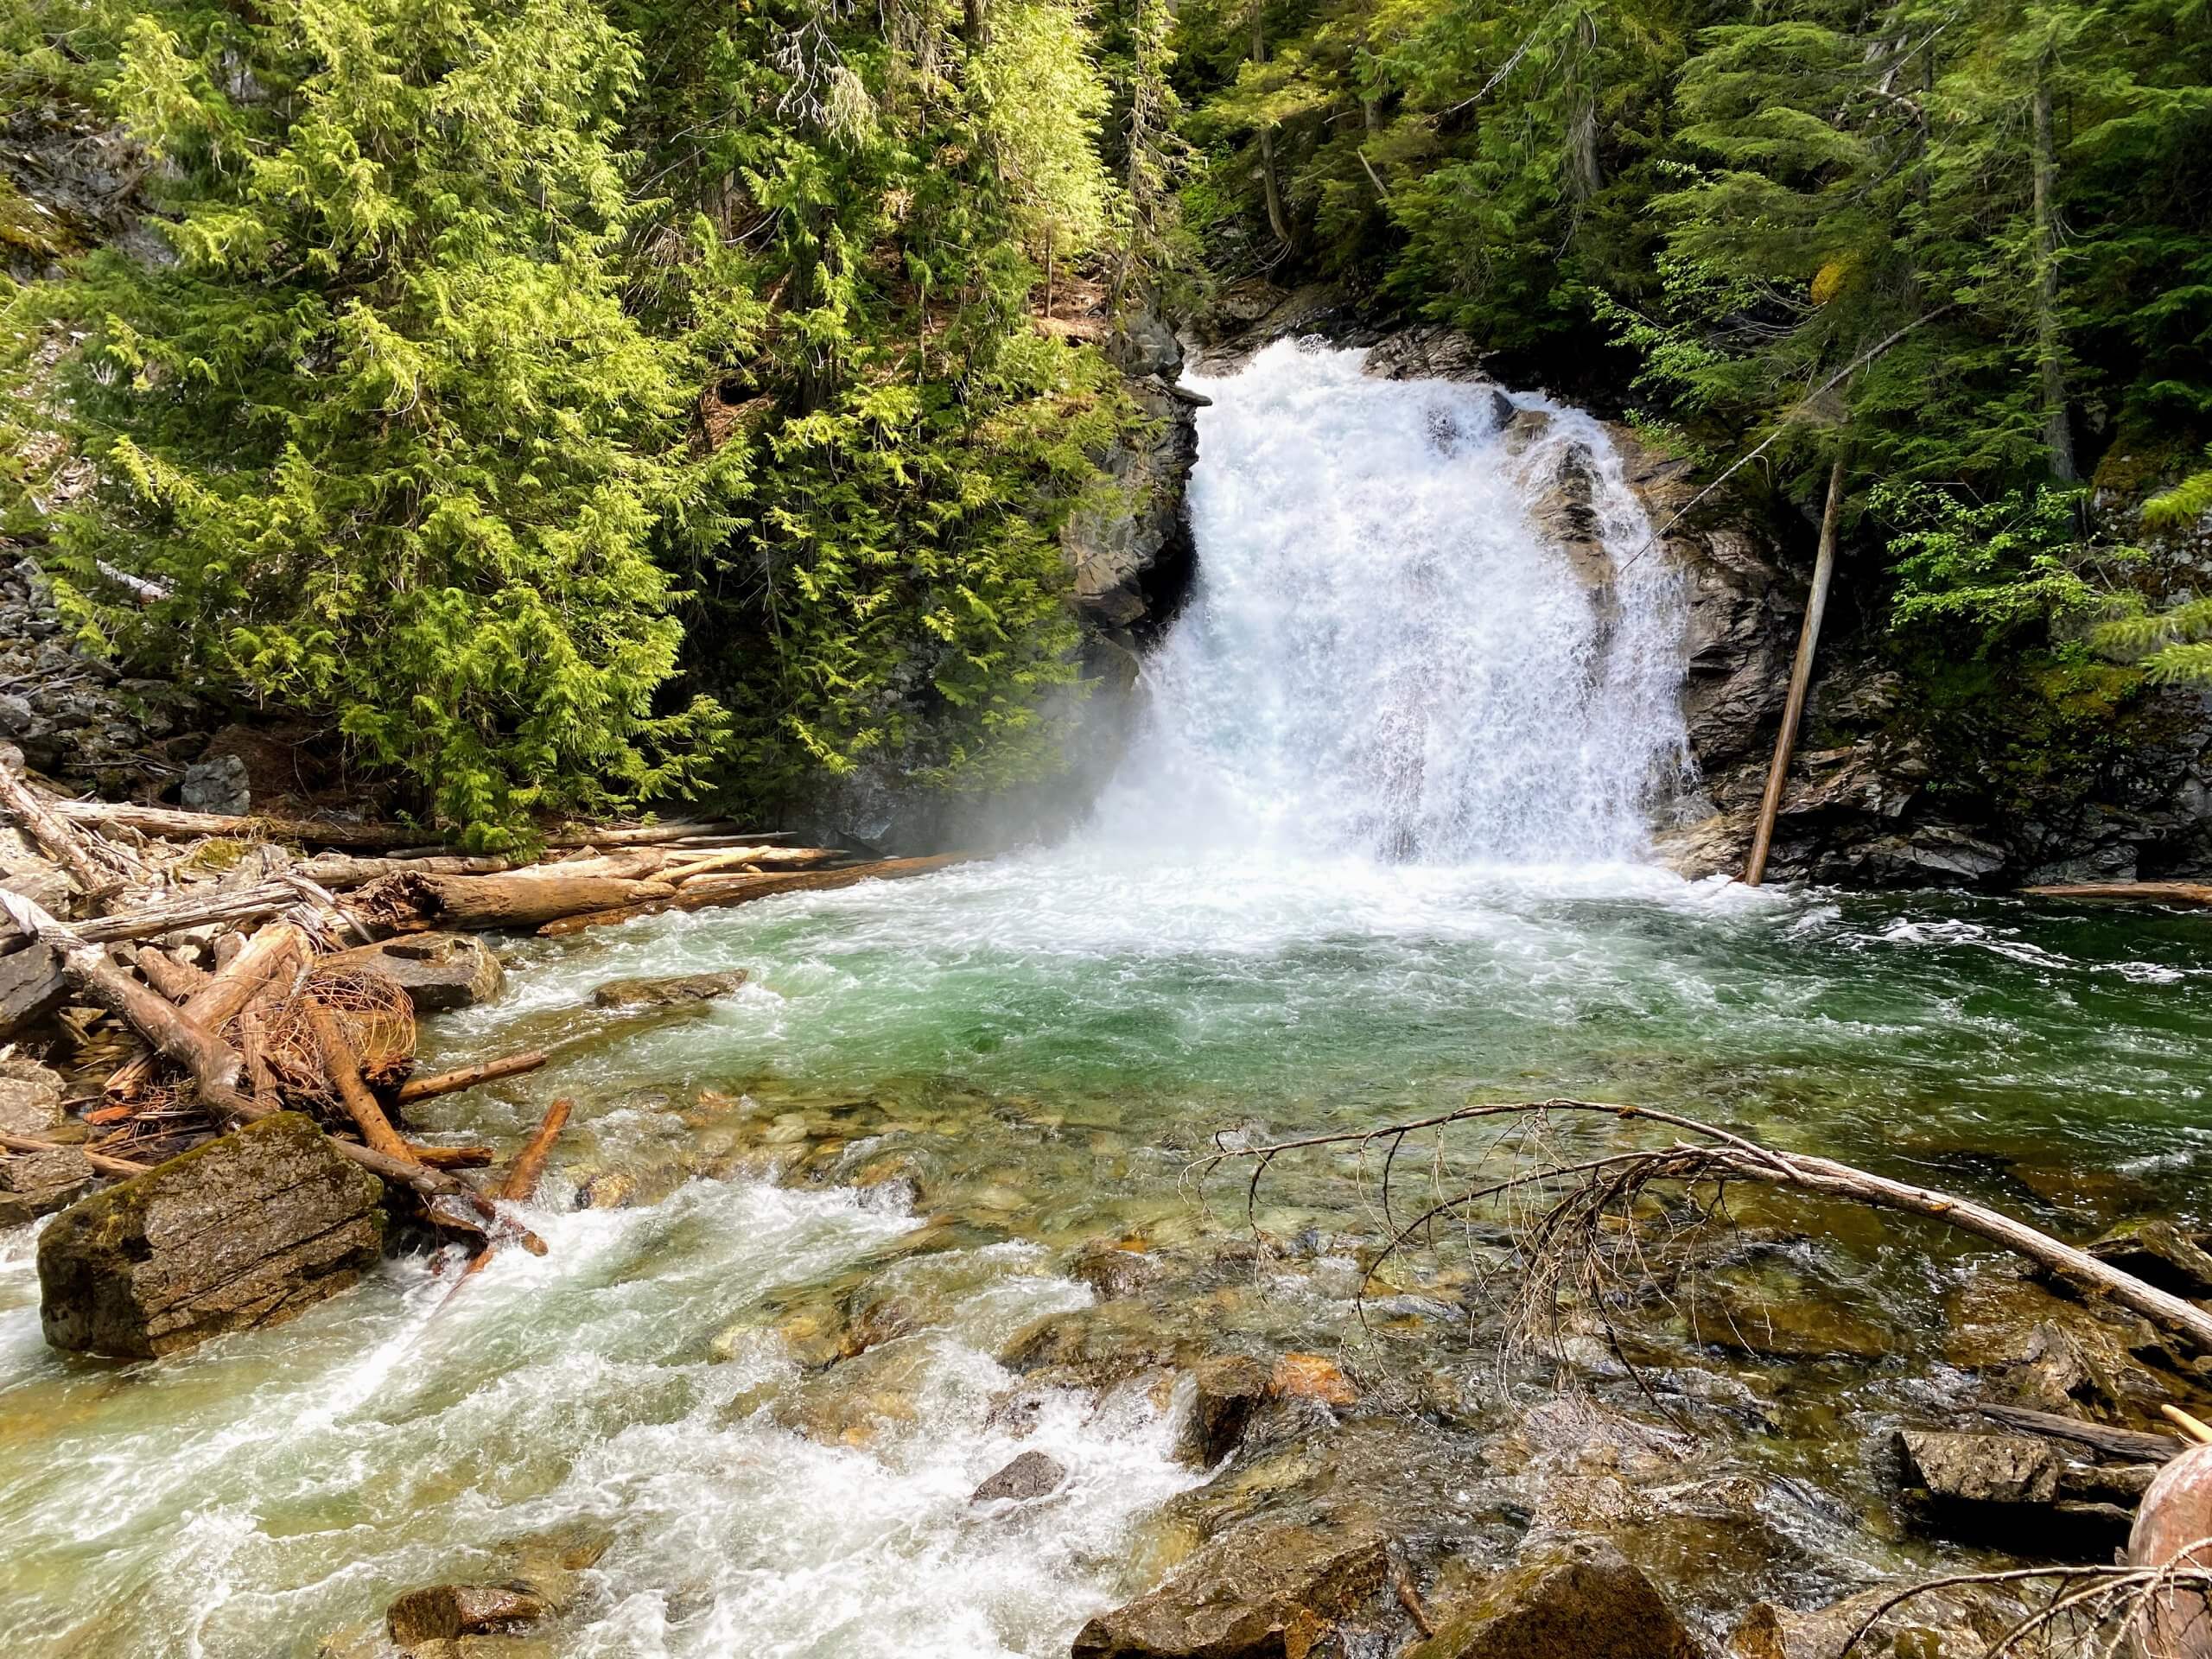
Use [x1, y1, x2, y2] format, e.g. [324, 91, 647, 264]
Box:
[324, 932, 504, 1013]
[589, 969, 747, 1009]
[0, 939, 67, 1039]
[0, 1054, 67, 1136]
[37, 1113, 385, 1357]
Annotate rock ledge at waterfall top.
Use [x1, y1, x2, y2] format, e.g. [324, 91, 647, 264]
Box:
[1165, 281, 2212, 889]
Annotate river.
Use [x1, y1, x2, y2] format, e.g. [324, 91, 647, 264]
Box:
[1, 343, 2207, 1657]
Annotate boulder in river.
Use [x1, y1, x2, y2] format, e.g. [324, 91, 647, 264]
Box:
[589, 969, 748, 1009]
[1726, 1580, 2010, 1659]
[0, 1053, 67, 1136]
[971, 1449, 1065, 1503]
[386, 1582, 548, 1647]
[0, 1145, 93, 1226]
[1183, 1353, 1270, 1465]
[0, 938, 67, 1038]
[37, 1112, 385, 1358]
[1406, 1534, 1699, 1659]
[1071, 1522, 1391, 1658]
[325, 931, 504, 1013]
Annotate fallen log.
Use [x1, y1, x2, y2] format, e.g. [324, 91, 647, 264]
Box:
[134, 946, 210, 1003]
[448, 1099, 572, 1300]
[305, 998, 420, 1166]
[662, 847, 843, 881]
[0, 892, 504, 1226]
[357, 868, 678, 931]
[2023, 882, 2212, 907]
[51, 800, 429, 849]
[108, 922, 310, 1099]
[395, 1050, 549, 1104]
[406, 1144, 494, 1170]
[1976, 1403, 2185, 1465]
[538, 855, 966, 936]
[0, 765, 130, 903]
[0, 1130, 150, 1177]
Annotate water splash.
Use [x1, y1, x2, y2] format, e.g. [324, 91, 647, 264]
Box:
[1095, 340, 1691, 865]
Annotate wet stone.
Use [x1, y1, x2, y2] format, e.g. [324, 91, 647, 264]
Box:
[1071, 1522, 1392, 1658]
[1072, 1238, 1166, 1300]
[1184, 1353, 1270, 1465]
[37, 1113, 385, 1358]
[1271, 1351, 1357, 1408]
[1726, 1581, 2010, 1659]
[1894, 1430, 2064, 1506]
[590, 969, 749, 1009]
[0, 1145, 94, 1226]
[326, 932, 504, 1013]
[0, 1054, 66, 1137]
[1406, 1534, 1700, 1659]
[386, 1583, 548, 1648]
[971, 1449, 1066, 1503]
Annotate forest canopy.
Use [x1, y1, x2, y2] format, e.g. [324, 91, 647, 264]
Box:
[2, 0, 2207, 842]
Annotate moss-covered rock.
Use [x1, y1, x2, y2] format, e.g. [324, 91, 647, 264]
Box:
[36, 1113, 385, 1358]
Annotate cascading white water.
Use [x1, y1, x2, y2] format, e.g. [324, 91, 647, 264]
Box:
[1096, 340, 1692, 866]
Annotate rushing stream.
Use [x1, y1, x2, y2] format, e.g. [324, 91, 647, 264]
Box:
[3, 345, 2209, 1658]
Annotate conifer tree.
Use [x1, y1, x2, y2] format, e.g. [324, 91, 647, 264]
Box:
[7, 0, 719, 847]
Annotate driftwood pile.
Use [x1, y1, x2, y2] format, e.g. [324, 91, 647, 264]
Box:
[0, 760, 952, 1263]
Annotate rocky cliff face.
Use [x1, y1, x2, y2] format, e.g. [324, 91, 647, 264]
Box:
[1147, 284, 2212, 888]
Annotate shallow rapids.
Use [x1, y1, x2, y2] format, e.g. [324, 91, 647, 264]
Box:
[3, 345, 2209, 1658]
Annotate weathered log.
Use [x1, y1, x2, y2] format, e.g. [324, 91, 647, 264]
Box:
[1745, 450, 1848, 887]
[1975, 1403, 2185, 1465]
[0, 1130, 149, 1177]
[0, 893, 505, 1226]
[448, 1099, 572, 1296]
[298, 853, 519, 888]
[406, 1144, 494, 1169]
[538, 855, 966, 936]
[662, 846, 843, 881]
[548, 821, 779, 849]
[2023, 882, 2212, 907]
[357, 868, 678, 931]
[108, 922, 309, 1099]
[497, 1099, 571, 1203]
[50, 800, 430, 849]
[395, 1050, 549, 1104]
[134, 946, 210, 1003]
[0, 766, 130, 902]
[304, 998, 420, 1165]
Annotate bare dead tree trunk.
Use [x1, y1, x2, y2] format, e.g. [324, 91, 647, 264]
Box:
[1745, 451, 1849, 886]
[2031, 72, 2076, 484]
[1251, 11, 1294, 252]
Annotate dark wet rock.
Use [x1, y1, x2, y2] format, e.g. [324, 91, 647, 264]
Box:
[1406, 1534, 1699, 1659]
[1942, 1270, 2172, 1418]
[386, 1583, 548, 1647]
[36, 1113, 385, 1358]
[0, 938, 67, 1037]
[2087, 1218, 2212, 1300]
[1726, 1581, 2010, 1659]
[1065, 377, 1198, 634]
[1894, 1430, 2064, 1506]
[0, 1144, 94, 1226]
[0, 1054, 67, 1136]
[180, 751, 251, 815]
[402, 1638, 557, 1659]
[1070, 1522, 1390, 1658]
[840, 1291, 919, 1358]
[972, 1449, 1066, 1503]
[1073, 1239, 1166, 1300]
[589, 969, 749, 1009]
[501, 1522, 613, 1618]
[1184, 1354, 1271, 1465]
[325, 932, 504, 1013]
[1001, 1300, 1196, 1389]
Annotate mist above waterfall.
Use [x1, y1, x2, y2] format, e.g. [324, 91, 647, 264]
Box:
[1093, 340, 1692, 867]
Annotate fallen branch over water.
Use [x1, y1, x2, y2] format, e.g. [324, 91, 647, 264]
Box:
[1204, 1097, 2212, 1361]
[396, 1050, 549, 1104]
[537, 854, 969, 936]
[2023, 881, 2212, 907]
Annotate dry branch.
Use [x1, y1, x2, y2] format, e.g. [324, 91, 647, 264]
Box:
[0, 765, 131, 902]
[395, 1049, 549, 1104]
[1203, 1098, 2212, 1357]
[304, 998, 418, 1164]
[0, 1130, 149, 1177]
[537, 854, 964, 936]
[108, 922, 308, 1099]
[133, 946, 209, 1002]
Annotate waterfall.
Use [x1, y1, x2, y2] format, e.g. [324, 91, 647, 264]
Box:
[1096, 340, 1692, 866]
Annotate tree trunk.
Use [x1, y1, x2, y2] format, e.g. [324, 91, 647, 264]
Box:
[395, 1050, 550, 1105]
[305, 998, 421, 1166]
[107, 923, 308, 1100]
[0, 765, 130, 904]
[2031, 73, 2076, 484]
[1251, 13, 1294, 251]
[356, 869, 677, 931]
[1745, 452, 1849, 887]
[963, 0, 990, 50]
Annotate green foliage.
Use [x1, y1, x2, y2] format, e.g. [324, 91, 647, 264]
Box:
[6, 0, 723, 848]
[1878, 483, 2134, 639]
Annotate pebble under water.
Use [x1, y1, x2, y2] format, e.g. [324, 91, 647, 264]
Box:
[2, 346, 2208, 1656]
